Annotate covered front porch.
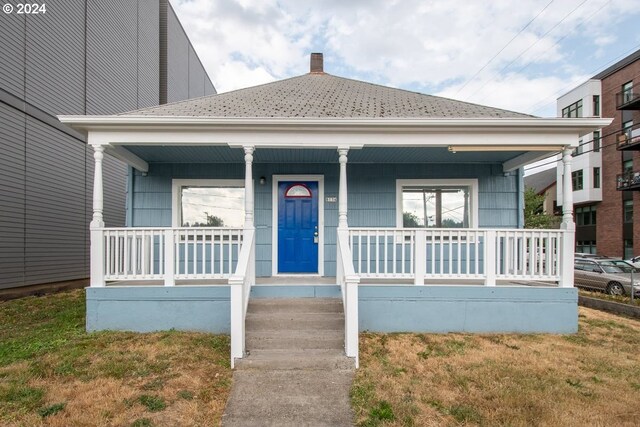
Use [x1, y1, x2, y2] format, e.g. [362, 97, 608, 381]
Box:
[60, 114, 609, 367]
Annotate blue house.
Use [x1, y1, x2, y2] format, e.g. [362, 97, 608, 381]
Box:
[61, 54, 609, 366]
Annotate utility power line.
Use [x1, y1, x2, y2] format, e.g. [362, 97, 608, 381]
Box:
[526, 122, 636, 172]
[464, 0, 589, 101]
[454, 0, 554, 95]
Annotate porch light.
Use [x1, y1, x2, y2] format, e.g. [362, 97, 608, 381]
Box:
[448, 145, 565, 152]
[259, 176, 266, 185]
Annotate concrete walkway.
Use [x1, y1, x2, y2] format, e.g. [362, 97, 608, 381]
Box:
[221, 298, 355, 427]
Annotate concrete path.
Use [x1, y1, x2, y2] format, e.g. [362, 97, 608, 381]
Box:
[221, 298, 355, 427]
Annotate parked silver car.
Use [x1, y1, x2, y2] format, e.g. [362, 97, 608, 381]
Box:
[574, 258, 640, 296]
[627, 256, 640, 269]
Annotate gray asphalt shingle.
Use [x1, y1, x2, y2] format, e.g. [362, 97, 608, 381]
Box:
[121, 73, 532, 119]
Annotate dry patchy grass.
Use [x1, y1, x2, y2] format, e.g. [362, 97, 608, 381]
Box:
[579, 289, 640, 307]
[353, 307, 640, 427]
[0, 290, 232, 426]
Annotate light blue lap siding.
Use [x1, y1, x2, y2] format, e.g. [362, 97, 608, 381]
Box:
[128, 163, 518, 276]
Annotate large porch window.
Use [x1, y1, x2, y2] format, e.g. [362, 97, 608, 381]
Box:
[172, 179, 244, 227]
[396, 179, 478, 228]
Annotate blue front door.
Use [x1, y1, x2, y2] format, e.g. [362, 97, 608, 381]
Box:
[278, 181, 319, 273]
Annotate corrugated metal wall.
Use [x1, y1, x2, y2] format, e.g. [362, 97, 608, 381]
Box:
[0, 13, 25, 98]
[129, 162, 519, 277]
[0, 104, 27, 288]
[165, 5, 190, 103]
[86, 0, 138, 114]
[0, 0, 215, 290]
[137, 0, 160, 108]
[25, 0, 85, 115]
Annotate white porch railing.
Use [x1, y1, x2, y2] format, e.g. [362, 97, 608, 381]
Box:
[229, 228, 255, 368]
[337, 229, 360, 367]
[100, 227, 243, 284]
[98, 226, 254, 368]
[348, 228, 568, 286]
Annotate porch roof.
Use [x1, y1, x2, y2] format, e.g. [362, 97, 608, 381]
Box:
[58, 54, 612, 173]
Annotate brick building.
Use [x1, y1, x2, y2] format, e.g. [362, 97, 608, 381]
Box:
[557, 49, 640, 258]
[597, 52, 640, 258]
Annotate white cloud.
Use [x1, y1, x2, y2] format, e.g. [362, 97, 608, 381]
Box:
[438, 73, 591, 117]
[171, 0, 640, 112]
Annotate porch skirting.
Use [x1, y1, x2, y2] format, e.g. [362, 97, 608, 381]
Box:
[85, 285, 578, 335]
[86, 286, 230, 333]
[359, 286, 578, 334]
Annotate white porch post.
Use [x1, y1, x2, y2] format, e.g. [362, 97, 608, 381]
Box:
[484, 230, 497, 286]
[229, 145, 255, 367]
[338, 148, 349, 229]
[244, 146, 255, 230]
[242, 145, 256, 288]
[414, 230, 426, 285]
[90, 145, 106, 287]
[560, 148, 576, 288]
[164, 230, 175, 286]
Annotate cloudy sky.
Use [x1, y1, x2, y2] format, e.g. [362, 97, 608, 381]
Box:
[171, 0, 640, 117]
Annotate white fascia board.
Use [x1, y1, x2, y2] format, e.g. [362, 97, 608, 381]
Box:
[105, 145, 149, 172]
[503, 151, 558, 173]
[59, 116, 612, 148]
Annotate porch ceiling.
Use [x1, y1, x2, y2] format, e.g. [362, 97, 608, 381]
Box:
[124, 145, 529, 165]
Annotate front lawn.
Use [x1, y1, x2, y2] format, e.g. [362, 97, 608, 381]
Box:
[0, 290, 231, 426]
[353, 307, 640, 426]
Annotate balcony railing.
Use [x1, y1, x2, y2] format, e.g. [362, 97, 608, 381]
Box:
[617, 170, 640, 191]
[617, 127, 640, 151]
[617, 91, 640, 110]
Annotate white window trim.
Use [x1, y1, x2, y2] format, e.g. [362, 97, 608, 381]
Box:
[171, 179, 245, 227]
[272, 174, 325, 277]
[395, 179, 479, 228]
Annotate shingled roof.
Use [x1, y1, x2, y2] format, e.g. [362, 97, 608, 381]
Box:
[122, 54, 532, 119]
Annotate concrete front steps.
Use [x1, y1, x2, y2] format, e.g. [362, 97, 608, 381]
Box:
[222, 296, 356, 427]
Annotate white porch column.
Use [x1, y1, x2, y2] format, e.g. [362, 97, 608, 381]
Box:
[560, 149, 575, 230]
[560, 148, 575, 288]
[90, 145, 106, 287]
[338, 148, 349, 229]
[243, 146, 255, 230]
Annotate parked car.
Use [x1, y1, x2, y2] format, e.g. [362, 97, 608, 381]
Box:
[626, 256, 640, 268]
[574, 258, 640, 296]
[575, 253, 607, 259]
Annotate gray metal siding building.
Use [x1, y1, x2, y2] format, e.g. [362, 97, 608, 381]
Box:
[0, 0, 216, 290]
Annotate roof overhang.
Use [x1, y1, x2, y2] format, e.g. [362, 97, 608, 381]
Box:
[59, 115, 611, 173]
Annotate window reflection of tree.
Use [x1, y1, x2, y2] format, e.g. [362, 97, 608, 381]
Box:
[402, 187, 469, 228]
[180, 187, 244, 227]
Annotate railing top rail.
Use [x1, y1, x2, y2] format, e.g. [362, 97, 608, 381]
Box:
[99, 226, 244, 231]
[229, 229, 255, 283]
[347, 227, 566, 233]
[337, 229, 358, 279]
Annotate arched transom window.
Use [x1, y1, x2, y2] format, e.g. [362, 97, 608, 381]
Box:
[285, 184, 312, 198]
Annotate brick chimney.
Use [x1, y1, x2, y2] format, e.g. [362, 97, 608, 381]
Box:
[310, 53, 324, 73]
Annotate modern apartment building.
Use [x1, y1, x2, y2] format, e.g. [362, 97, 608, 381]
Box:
[0, 0, 216, 290]
[556, 49, 640, 258]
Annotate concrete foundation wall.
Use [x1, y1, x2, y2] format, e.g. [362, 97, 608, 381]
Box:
[86, 286, 230, 333]
[359, 286, 578, 333]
